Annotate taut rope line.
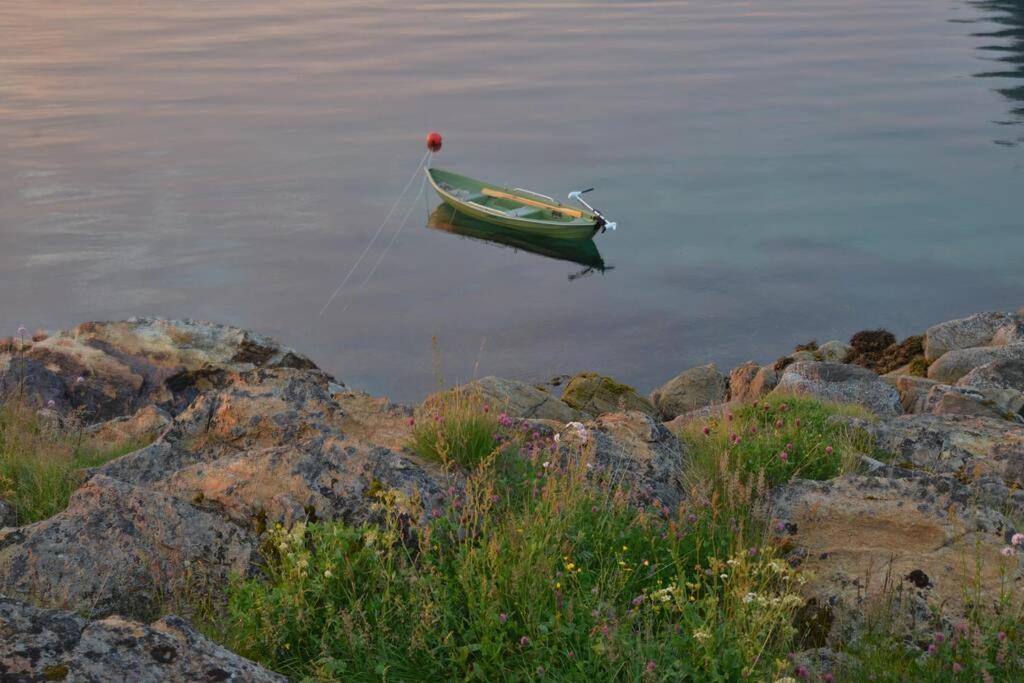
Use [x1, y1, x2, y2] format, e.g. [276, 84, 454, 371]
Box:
[319, 149, 431, 316]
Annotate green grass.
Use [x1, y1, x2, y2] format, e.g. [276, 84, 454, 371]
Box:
[193, 392, 1024, 681]
[677, 393, 876, 490]
[0, 402, 142, 524]
[410, 388, 505, 469]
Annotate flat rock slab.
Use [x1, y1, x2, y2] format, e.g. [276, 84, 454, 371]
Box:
[842, 414, 1024, 496]
[420, 376, 586, 423]
[774, 361, 902, 415]
[0, 598, 284, 682]
[770, 473, 1022, 642]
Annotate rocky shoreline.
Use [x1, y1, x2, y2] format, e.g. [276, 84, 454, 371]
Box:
[1, 311, 1023, 680]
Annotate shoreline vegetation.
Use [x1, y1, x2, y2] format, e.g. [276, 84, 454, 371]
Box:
[1, 310, 1023, 681]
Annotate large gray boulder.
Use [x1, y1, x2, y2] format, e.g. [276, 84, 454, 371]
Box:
[0, 475, 258, 620]
[420, 376, 586, 423]
[557, 411, 686, 508]
[924, 311, 1016, 361]
[927, 343, 1024, 384]
[0, 598, 285, 682]
[562, 373, 657, 417]
[650, 363, 727, 420]
[773, 361, 902, 415]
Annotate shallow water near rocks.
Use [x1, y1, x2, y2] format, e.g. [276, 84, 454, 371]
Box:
[1, 0, 1022, 403]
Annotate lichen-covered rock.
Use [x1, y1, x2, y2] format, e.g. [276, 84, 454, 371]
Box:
[156, 440, 451, 529]
[85, 405, 172, 451]
[773, 362, 902, 415]
[558, 411, 686, 508]
[420, 376, 586, 423]
[770, 473, 1021, 643]
[563, 373, 656, 418]
[0, 598, 285, 682]
[922, 384, 1021, 422]
[842, 414, 1024, 495]
[992, 319, 1024, 346]
[958, 358, 1024, 393]
[0, 475, 258, 620]
[650, 363, 727, 420]
[816, 340, 852, 363]
[927, 343, 1024, 384]
[924, 311, 1016, 361]
[0, 318, 316, 421]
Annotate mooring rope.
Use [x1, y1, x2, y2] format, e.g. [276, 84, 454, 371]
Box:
[319, 149, 431, 316]
[337, 172, 429, 314]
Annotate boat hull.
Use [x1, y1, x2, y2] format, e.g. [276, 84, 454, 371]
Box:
[426, 168, 600, 240]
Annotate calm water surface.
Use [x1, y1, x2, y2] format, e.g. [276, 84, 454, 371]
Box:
[2, 1, 1023, 402]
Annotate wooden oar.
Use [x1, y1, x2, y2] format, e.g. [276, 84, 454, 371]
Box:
[481, 187, 585, 218]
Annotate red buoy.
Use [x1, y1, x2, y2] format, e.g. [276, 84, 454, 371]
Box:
[426, 131, 443, 152]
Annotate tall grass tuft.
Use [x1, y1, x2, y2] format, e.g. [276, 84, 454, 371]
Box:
[0, 402, 141, 524]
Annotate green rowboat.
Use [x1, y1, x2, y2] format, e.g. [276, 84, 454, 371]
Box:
[427, 205, 607, 274]
[426, 167, 615, 240]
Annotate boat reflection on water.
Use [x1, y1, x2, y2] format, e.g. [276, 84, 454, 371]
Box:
[427, 205, 611, 280]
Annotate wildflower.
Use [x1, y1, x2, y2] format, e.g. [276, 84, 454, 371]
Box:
[775, 419, 784, 429]
[483, 404, 490, 413]
[927, 644, 937, 655]
[743, 592, 757, 604]
[823, 675, 834, 683]
[499, 612, 507, 623]
[796, 665, 810, 680]
[934, 632, 945, 644]
[726, 411, 734, 421]
[702, 425, 711, 436]
[498, 412, 513, 427]
[952, 662, 962, 674]
[775, 520, 786, 533]
[519, 636, 530, 647]
[795, 417, 801, 428]
[825, 446, 834, 456]
[46, 400, 55, 409]
[542, 461, 550, 468]
[553, 433, 561, 443]
[1012, 533, 1024, 546]
[997, 630, 1007, 641]
[324, 569, 332, 578]
[646, 660, 657, 673]
[76, 376, 85, 384]
[749, 425, 758, 434]
[631, 595, 644, 606]
[778, 452, 789, 463]
[954, 622, 968, 634]
[780, 404, 789, 412]
[430, 509, 441, 519]
[16, 326, 27, 337]
[407, 417, 415, 426]
[692, 627, 711, 643]
[1000, 546, 1014, 557]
